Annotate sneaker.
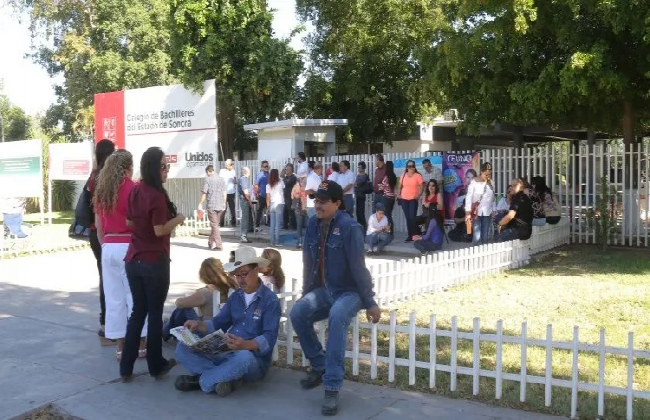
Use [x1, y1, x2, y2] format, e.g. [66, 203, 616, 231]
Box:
[366, 250, 375, 256]
[215, 381, 234, 397]
[175, 375, 201, 392]
[300, 369, 324, 390]
[240, 237, 252, 244]
[322, 390, 340, 416]
[152, 358, 177, 379]
[372, 246, 379, 253]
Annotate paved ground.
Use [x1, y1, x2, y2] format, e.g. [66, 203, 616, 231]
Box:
[0, 238, 564, 420]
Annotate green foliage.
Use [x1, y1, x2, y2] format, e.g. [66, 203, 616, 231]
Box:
[51, 180, 77, 211]
[294, 0, 446, 145]
[0, 95, 34, 141]
[417, 1, 650, 142]
[12, 0, 176, 141]
[587, 176, 617, 250]
[168, 0, 303, 158]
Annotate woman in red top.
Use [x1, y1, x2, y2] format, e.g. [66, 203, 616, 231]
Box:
[93, 150, 146, 360]
[120, 147, 185, 381]
[415, 179, 444, 229]
[87, 139, 115, 342]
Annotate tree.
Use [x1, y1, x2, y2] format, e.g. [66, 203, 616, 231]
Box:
[12, 0, 176, 141]
[416, 1, 650, 145]
[169, 0, 303, 159]
[0, 95, 33, 141]
[294, 0, 447, 146]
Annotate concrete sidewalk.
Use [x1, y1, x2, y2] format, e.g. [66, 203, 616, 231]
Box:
[0, 244, 565, 420]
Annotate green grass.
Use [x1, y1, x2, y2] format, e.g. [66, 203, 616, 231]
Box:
[278, 245, 650, 419]
[23, 210, 75, 226]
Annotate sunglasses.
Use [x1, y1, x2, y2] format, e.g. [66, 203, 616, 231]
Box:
[232, 270, 251, 280]
[160, 163, 170, 171]
[407, 165, 416, 168]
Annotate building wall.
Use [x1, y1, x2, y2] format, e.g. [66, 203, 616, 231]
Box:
[294, 126, 336, 143]
[383, 139, 453, 153]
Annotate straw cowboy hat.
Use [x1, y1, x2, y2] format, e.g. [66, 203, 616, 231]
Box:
[223, 246, 270, 273]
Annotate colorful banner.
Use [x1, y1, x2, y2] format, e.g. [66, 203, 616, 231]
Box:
[442, 152, 480, 220]
[393, 156, 444, 186]
[49, 142, 94, 181]
[94, 79, 217, 178]
[0, 139, 43, 198]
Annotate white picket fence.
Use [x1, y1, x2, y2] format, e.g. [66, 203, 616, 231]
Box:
[268, 302, 650, 420]
[168, 142, 649, 246]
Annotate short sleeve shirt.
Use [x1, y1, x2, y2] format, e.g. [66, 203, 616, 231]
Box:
[508, 192, 533, 240]
[400, 173, 424, 200]
[306, 172, 322, 208]
[202, 174, 226, 211]
[219, 168, 237, 195]
[125, 182, 172, 262]
[98, 177, 134, 242]
[338, 170, 356, 195]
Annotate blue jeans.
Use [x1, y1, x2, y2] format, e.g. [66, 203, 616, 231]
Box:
[163, 308, 199, 336]
[533, 218, 546, 226]
[295, 209, 307, 246]
[399, 199, 419, 238]
[365, 232, 393, 252]
[494, 226, 521, 242]
[176, 344, 263, 393]
[472, 215, 492, 244]
[269, 203, 284, 245]
[414, 240, 441, 254]
[356, 194, 367, 230]
[343, 195, 354, 217]
[289, 287, 362, 391]
[3, 213, 28, 238]
[239, 198, 251, 238]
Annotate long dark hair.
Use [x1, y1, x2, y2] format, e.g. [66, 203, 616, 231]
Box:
[269, 168, 280, 188]
[425, 208, 444, 233]
[425, 179, 439, 198]
[95, 139, 115, 172]
[531, 176, 551, 195]
[140, 147, 177, 218]
[385, 161, 397, 189]
[405, 159, 421, 175]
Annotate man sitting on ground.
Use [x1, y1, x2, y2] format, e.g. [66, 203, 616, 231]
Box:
[494, 178, 534, 242]
[174, 247, 281, 396]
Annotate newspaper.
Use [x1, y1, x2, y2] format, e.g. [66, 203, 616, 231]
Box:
[170, 326, 230, 357]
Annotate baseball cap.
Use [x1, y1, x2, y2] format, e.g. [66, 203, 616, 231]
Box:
[309, 180, 344, 203]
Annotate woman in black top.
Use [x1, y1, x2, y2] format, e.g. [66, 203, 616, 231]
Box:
[354, 161, 371, 230]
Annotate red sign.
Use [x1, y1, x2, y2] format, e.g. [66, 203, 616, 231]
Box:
[63, 160, 91, 176]
[165, 154, 178, 164]
[94, 90, 125, 149]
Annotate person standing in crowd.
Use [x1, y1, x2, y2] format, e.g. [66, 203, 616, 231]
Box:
[255, 161, 270, 229]
[338, 160, 356, 217]
[238, 167, 253, 243]
[266, 169, 285, 247]
[412, 209, 444, 256]
[86, 139, 115, 343]
[282, 163, 297, 230]
[464, 162, 495, 244]
[93, 150, 147, 361]
[305, 162, 323, 220]
[260, 248, 286, 292]
[327, 161, 340, 184]
[397, 159, 424, 242]
[1, 197, 28, 238]
[421, 158, 435, 184]
[354, 161, 371, 231]
[296, 151, 309, 181]
[290, 180, 381, 416]
[163, 257, 237, 339]
[365, 202, 393, 255]
[495, 178, 534, 242]
[291, 176, 308, 249]
[174, 247, 280, 397]
[198, 165, 226, 250]
[120, 147, 185, 382]
[218, 159, 237, 227]
[373, 153, 386, 197]
[378, 161, 397, 228]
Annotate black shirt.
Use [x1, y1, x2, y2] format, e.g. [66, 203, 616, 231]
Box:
[508, 191, 533, 240]
[283, 174, 297, 197]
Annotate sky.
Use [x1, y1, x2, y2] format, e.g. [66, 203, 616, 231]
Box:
[0, 0, 303, 116]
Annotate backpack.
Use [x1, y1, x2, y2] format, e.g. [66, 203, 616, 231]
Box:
[69, 178, 94, 238]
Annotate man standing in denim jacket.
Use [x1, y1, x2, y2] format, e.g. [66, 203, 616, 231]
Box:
[290, 180, 381, 416]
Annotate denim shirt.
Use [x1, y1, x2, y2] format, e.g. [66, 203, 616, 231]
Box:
[302, 210, 377, 309]
[206, 282, 281, 374]
[256, 171, 269, 198]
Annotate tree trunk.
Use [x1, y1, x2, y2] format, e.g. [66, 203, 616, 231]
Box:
[217, 97, 235, 160]
[622, 100, 635, 147]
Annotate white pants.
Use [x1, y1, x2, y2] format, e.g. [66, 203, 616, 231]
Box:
[101, 242, 147, 339]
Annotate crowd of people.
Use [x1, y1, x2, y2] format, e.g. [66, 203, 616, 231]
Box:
[85, 142, 382, 416]
[198, 153, 561, 258]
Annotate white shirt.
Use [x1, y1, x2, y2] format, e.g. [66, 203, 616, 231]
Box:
[266, 181, 285, 205]
[367, 213, 389, 235]
[495, 197, 510, 212]
[219, 168, 237, 195]
[297, 161, 309, 179]
[244, 292, 256, 308]
[306, 171, 322, 208]
[337, 169, 356, 195]
[464, 180, 495, 216]
[327, 172, 340, 185]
